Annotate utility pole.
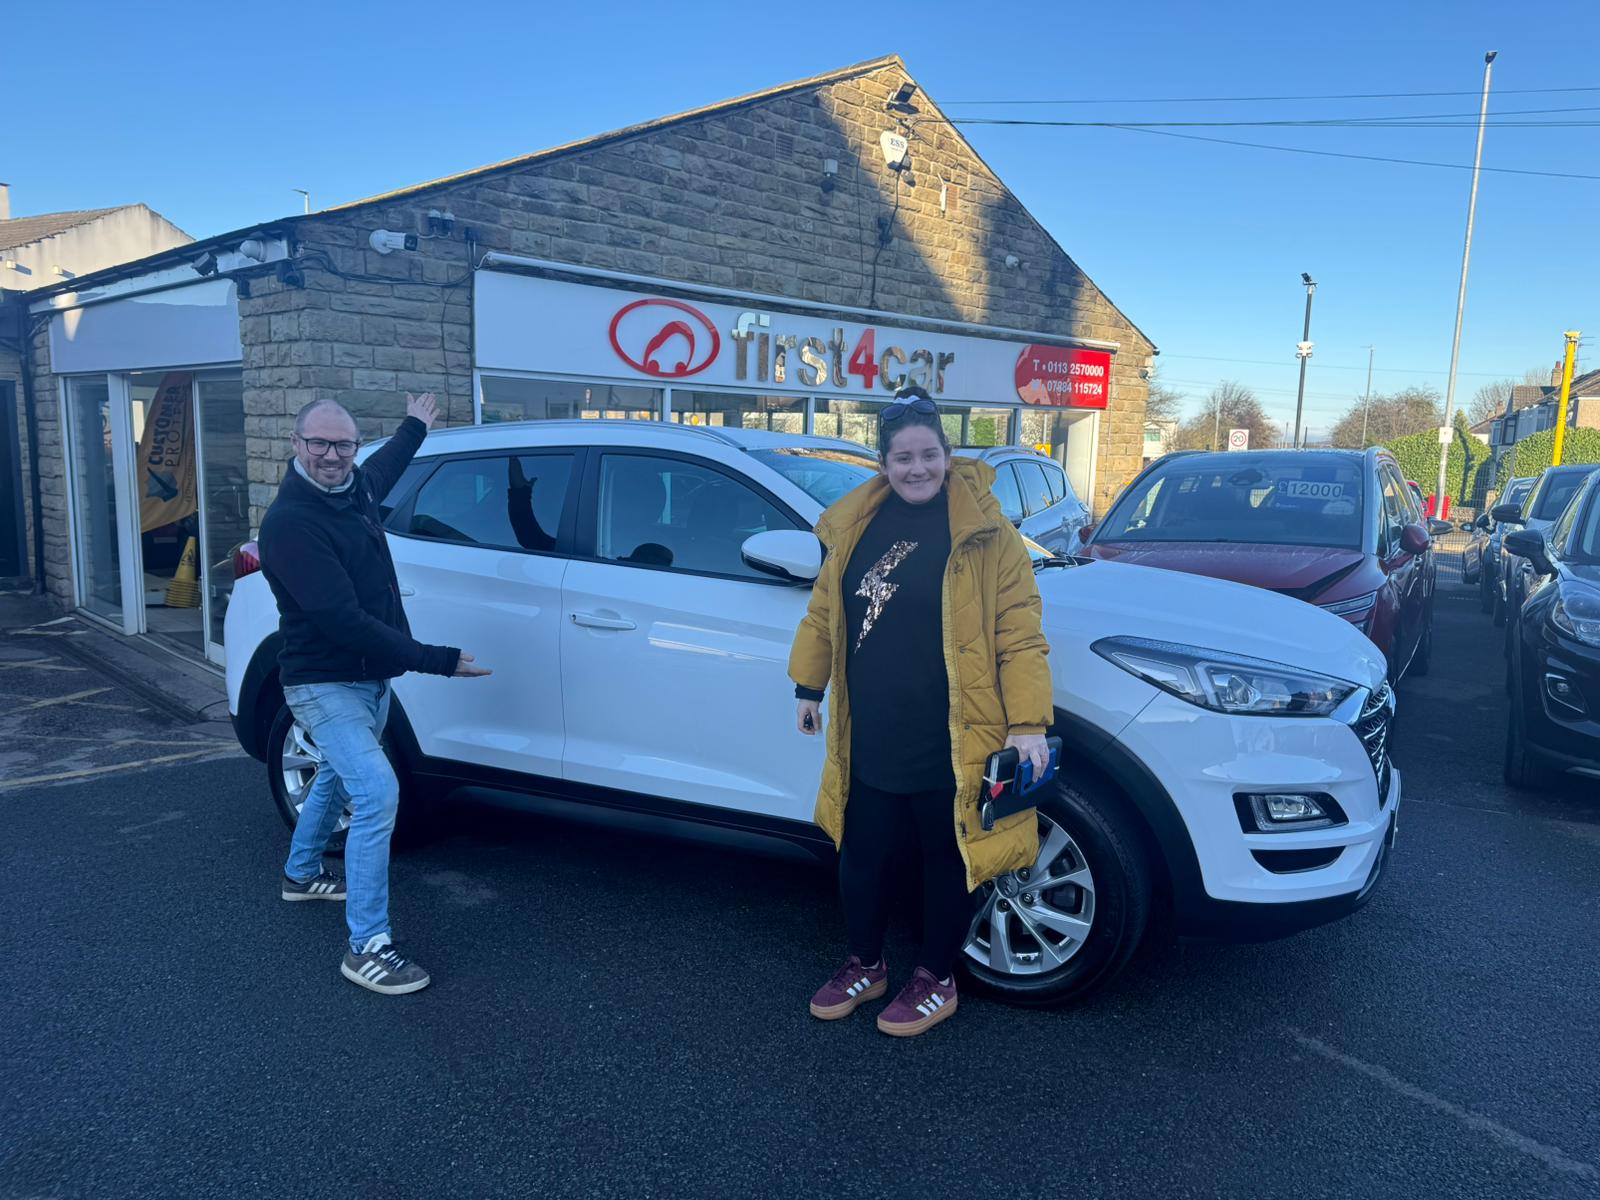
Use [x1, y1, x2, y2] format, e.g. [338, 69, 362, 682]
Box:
[293, 189, 311, 215]
[1293, 273, 1317, 448]
[1436, 51, 1497, 515]
[1552, 330, 1580, 466]
[1359, 346, 1375, 447]
[1212, 394, 1222, 451]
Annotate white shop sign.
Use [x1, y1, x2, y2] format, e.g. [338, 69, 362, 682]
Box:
[475, 270, 1111, 405]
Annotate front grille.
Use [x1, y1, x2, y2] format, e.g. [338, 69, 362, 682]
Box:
[1352, 682, 1394, 801]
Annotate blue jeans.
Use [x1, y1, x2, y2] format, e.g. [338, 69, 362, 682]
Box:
[282, 681, 397, 955]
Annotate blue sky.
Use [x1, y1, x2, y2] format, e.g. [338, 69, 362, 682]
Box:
[9, 1, 1598, 435]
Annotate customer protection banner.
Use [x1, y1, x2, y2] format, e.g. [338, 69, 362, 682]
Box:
[137, 372, 198, 532]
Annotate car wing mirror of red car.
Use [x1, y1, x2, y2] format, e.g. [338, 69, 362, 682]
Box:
[1399, 523, 1431, 555]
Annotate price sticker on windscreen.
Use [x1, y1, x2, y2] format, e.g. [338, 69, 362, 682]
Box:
[1276, 479, 1349, 500]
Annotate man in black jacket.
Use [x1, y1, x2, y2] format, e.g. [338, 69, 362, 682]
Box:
[260, 392, 489, 995]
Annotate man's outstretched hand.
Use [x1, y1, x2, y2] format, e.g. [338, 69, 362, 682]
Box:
[406, 391, 439, 430]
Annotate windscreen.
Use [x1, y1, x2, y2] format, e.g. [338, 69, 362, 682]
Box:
[1533, 471, 1596, 521]
[750, 448, 877, 508]
[1098, 456, 1365, 549]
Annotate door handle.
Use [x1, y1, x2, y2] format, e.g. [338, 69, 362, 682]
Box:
[570, 612, 636, 631]
[398, 586, 416, 597]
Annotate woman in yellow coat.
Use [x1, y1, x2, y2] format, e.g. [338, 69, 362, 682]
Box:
[790, 388, 1053, 1037]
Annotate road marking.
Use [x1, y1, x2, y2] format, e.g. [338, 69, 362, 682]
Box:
[11, 687, 112, 710]
[0, 659, 84, 672]
[118, 811, 187, 835]
[0, 748, 240, 791]
[1287, 1029, 1597, 1181]
[0, 731, 233, 748]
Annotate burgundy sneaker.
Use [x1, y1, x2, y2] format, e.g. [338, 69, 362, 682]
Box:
[876, 967, 958, 1037]
[808, 956, 888, 1020]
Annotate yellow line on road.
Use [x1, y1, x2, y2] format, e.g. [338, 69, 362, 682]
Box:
[0, 748, 241, 791]
[11, 687, 112, 711]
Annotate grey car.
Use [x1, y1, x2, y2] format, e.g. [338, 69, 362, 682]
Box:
[1495, 463, 1600, 631]
[1465, 475, 1533, 614]
[955, 446, 1092, 555]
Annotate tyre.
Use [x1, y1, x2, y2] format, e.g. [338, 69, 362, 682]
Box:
[1410, 610, 1433, 677]
[265, 700, 434, 851]
[960, 773, 1151, 1007]
[1479, 568, 1495, 614]
[1504, 645, 1552, 790]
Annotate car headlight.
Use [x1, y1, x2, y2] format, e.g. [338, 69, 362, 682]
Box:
[1320, 590, 1378, 621]
[1551, 590, 1600, 648]
[1092, 636, 1360, 717]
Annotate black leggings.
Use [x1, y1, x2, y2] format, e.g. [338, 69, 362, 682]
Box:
[838, 777, 972, 981]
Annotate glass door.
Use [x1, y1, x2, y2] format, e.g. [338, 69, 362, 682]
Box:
[196, 373, 248, 664]
[64, 375, 140, 630]
[126, 371, 204, 656]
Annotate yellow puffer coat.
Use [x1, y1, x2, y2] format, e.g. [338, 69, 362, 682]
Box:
[788, 457, 1053, 891]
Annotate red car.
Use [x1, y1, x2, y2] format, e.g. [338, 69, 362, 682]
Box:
[1080, 448, 1445, 682]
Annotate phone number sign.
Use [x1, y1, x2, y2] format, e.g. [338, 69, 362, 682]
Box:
[1015, 346, 1112, 409]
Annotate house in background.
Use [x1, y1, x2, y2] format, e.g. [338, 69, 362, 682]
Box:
[0, 187, 193, 582]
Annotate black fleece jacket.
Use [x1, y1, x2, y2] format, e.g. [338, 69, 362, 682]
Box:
[259, 416, 460, 685]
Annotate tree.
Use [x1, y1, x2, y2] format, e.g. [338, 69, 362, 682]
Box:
[1173, 381, 1277, 451]
[1328, 385, 1442, 449]
[1145, 369, 1183, 425]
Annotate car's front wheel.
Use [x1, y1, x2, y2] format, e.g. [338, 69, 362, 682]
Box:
[265, 701, 432, 850]
[960, 774, 1151, 1006]
[1504, 641, 1553, 791]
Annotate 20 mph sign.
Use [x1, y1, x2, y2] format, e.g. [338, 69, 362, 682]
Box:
[1227, 428, 1250, 451]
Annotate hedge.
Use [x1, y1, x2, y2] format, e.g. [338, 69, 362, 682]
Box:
[1495, 426, 1600, 491]
[1382, 412, 1492, 507]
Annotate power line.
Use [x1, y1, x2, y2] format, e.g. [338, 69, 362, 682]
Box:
[952, 104, 1600, 129]
[955, 123, 1600, 181]
[942, 85, 1600, 105]
[1159, 353, 1512, 379]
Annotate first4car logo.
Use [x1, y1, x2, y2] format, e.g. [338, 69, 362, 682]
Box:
[608, 298, 722, 379]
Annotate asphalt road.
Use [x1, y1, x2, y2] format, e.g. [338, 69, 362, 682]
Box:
[3, 554, 1598, 1199]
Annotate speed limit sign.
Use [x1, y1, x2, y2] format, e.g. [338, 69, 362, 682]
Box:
[1227, 428, 1250, 452]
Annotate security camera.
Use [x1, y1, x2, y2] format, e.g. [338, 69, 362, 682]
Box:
[369, 229, 419, 255]
[192, 250, 219, 276]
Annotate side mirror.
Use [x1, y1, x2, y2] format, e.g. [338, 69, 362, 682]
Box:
[1427, 519, 1453, 538]
[1399, 523, 1431, 556]
[742, 530, 823, 583]
[1078, 522, 1097, 544]
[1503, 528, 1554, 576]
[1478, 513, 1492, 530]
[1491, 503, 1524, 525]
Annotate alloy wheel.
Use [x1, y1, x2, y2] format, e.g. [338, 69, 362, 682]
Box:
[964, 813, 1096, 976]
[279, 718, 351, 834]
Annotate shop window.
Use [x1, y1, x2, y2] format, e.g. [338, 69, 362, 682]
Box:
[949, 406, 1014, 448]
[812, 399, 889, 453]
[595, 454, 799, 579]
[671, 391, 805, 434]
[406, 454, 572, 552]
[480, 376, 661, 423]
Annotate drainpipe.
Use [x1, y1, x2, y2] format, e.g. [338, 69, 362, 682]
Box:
[14, 303, 46, 593]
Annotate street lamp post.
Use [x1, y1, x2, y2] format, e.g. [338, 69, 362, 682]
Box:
[1293, 273, 1317, 448]
[1359, 345, 1375, 447]
[1436, 50, 1497, 515]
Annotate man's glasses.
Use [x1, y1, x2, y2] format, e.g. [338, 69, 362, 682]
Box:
[296, 435, 361, 457]
[881, 397, 938, 422]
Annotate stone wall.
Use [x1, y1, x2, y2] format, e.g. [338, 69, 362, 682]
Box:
[242, 58, 1153, 523]
[20, 312, 69, 603]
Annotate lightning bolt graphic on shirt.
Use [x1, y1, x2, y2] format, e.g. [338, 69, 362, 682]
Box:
[854, 540, 919, 651]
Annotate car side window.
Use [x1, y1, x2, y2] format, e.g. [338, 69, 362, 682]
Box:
[379, 460, 435, 525]
[1042, 463, 1067, 506]
[406, 454, 572, 552]
[1379, 467, 1409, 552]
[596, 454, 799, 579]
[990, 464, 1024, 523]
[1549, 480, 1586, 558]
[1013, 460, 1055, 517]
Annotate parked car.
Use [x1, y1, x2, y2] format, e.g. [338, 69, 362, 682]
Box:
[1079, 448, 1446, 683]
[226, 422, 1400, 1006]
[1462, 476, 1533, 614]
[956, 445, 1091, 556]
[1495, 464, 1600, 632]
[1502, 468, 1600, 788]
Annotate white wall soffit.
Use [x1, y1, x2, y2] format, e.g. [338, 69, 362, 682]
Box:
[48, 278, 242, 374]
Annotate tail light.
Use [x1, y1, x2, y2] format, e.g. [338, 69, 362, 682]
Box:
[232, 540, 261, 580]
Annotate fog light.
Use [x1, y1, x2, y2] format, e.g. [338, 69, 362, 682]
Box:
[1544, 673, 1587, 716]
[1235, 792, 1345, 832]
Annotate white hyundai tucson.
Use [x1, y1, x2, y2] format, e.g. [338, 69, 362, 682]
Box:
[226, 420, 1400, 1005]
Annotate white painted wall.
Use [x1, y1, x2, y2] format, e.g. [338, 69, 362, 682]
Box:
[2, 205, 191, 292]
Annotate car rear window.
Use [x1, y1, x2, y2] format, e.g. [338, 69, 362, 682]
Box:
[1097, 456, 1365, 549]
[1532, 471, 1595, 521]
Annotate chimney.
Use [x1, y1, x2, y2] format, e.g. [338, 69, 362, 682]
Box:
[1553, 360, 1564, 387]
[0, 184, 9, 222]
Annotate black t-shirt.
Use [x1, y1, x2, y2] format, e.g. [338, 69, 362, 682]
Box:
[841, 490, 954, 794]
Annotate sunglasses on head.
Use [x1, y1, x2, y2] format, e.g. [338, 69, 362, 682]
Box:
[881, 397, 938, 422]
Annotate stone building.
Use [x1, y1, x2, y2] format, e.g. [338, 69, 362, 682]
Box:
[5, 55, 1156, 666]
